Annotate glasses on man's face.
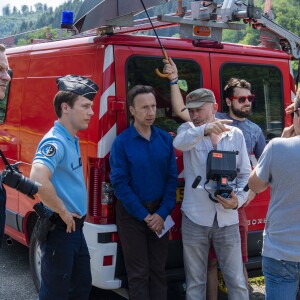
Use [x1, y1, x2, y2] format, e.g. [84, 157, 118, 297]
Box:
[291, 109, 299, 119]
[229, 94, 255, 104]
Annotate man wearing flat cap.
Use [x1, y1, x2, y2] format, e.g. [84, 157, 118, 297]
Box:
[173, 88, 251, 300]
[30, 74, 99, 300]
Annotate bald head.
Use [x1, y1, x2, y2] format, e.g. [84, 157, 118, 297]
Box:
[0, 44, 11, 100]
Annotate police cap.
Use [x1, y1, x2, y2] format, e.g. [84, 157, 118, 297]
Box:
[56, 74, 99, 101]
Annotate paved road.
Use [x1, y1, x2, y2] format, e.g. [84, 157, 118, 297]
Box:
[0, 236, 38, 300]
[0, 236, 126, 300]
[0, 236, 185, 300]
[1, 236, 272, 300]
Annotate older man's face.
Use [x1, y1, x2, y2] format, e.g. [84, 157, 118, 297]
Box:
[0, 51, 11, 100]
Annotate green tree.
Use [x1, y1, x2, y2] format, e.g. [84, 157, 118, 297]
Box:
[12, 6, 19, 15]
[2, 4, 10, 16]
[21, 5, 29, 15]
[19, 20, 28, 32]
[34, 3, 44, 13]
[272, 0, 300, 35]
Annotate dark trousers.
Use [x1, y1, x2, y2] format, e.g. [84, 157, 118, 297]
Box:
[116, 200, 169, 300]
[39, 224, 92, 300]
[0, 186, 6, 249]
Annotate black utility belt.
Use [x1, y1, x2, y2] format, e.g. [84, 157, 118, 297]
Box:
[33, 202, 86, 243]
[142, 199, 162, 214]
[35, 215, 86, 244]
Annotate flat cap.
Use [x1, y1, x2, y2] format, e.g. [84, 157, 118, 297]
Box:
[181, 88, 216, 111]
[56, 74, 99, 101]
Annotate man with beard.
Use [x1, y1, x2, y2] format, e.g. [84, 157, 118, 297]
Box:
[218, 78, 265, 166]
[163, 60, 265, 299]
[0, 44, 11, 249]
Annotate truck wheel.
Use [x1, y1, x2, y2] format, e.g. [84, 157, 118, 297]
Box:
[29, 224, 42, 292]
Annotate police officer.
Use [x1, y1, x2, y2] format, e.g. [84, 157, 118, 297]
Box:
[30, 75, 99, 300]
[0, 44, 11, 249]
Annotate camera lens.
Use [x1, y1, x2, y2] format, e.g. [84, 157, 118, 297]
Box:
[220, 192, 230, 199]
[17, 175, 38, 197]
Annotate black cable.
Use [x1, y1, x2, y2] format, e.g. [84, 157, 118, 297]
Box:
[204, 180, 218, 203]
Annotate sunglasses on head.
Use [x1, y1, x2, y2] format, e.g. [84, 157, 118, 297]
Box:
[229, 94, 255, 104]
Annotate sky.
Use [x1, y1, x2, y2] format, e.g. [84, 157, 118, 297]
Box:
[0, 0, 67, 15]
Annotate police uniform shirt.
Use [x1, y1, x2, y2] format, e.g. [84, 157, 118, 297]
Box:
[33, 121, 87, 216]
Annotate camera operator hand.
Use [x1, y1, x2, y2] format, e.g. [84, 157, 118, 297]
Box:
[244, 189, 257, 207]
[216, 191, 238, 210]
[285, 102, 294, 116]
[204, 119, 233, 135]
[281, 124, 296, 138]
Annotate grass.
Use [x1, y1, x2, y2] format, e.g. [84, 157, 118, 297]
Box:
[218, 272, 265, 294]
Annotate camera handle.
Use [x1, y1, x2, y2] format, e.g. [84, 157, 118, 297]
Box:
[203, 180, 219, 203]
[192, 176, 219, 203]
[0, 149, 14, 172]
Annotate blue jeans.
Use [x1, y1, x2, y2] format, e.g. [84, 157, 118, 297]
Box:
[263, 256, 300, 300]
[182, 213, 248, 300]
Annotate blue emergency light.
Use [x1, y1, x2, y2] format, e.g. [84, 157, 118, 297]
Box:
[61, 11, 74, 29]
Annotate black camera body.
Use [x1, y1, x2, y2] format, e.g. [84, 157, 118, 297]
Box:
[206, 150, 238, 199]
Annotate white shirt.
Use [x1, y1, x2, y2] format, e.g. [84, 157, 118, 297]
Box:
[173, 122, 251, 227]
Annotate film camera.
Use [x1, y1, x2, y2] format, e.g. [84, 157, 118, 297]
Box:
[0, 149, 40, 199]
[206, 150, 238, 201]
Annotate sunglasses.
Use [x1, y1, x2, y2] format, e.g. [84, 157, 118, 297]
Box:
[291, 109, 299, 119]
[229, 94, 255, 104]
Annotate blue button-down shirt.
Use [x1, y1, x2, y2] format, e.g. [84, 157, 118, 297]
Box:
[110, 125, 178, 221]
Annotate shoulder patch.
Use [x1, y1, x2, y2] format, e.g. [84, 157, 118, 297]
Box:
[41, 144, 57, 157]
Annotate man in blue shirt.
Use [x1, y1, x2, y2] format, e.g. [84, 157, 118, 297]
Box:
[0, 44, 11, 249]
[30, 74, 99, 300]
[110, 85, 178, 300]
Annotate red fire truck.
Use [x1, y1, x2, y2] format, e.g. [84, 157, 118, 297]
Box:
[2, 0, 299, 295]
